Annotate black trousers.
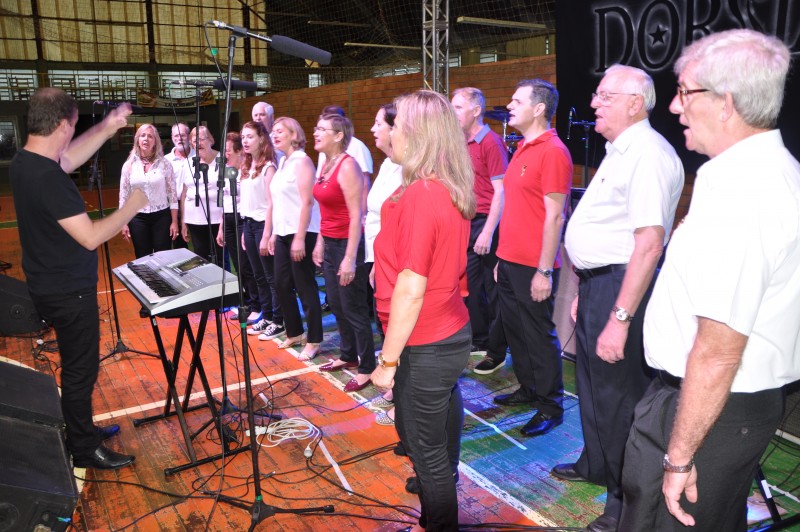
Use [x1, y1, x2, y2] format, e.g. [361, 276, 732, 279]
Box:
[394, 324, 471, 531]
[129, 208, 172, 259]
[243, 218, 282, 324]
[273, 232, 323, 342]
[620, 378, 783, 531]
[465, 215, 507, 359]
[31, 287, 102, 460]
[187, 223, 222, 266]
[223, 213, 259, 313]
[496, 259, 563, 417]
[322, 237, 375, 374]
[573, 267, 654, 518]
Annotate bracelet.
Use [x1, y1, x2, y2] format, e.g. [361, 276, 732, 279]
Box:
[662, 453, 694, 473]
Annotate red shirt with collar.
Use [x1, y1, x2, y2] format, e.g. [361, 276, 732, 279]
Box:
[497, 128, 572, 268]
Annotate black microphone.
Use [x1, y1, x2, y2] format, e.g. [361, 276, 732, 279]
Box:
[209, 20, 331, 65]
[269, 35, 332, 66]
[171, 79, 258, 91]
[567, 107, 575, 140]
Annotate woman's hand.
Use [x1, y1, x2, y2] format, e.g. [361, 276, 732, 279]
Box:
[216, 226, 225, 247]
[181, 223, 190, 242]
[121, 225, 131, 241]
[312, 239, 324, 267]
[259, 234, 270, 256]
[338, 256, 356, 286]
[170, 222, 179, 241]
[291, 235, 306, 262]
[267, 234, 276, 256]
[370, 366, 396, 390]
[369, 263, 376, 289]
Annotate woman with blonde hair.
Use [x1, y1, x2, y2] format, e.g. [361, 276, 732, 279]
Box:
[119, 123, 178, 258]
[371, 90, 475, 531]
[267, 117, 323, 359]
[180, 126, 224, 265]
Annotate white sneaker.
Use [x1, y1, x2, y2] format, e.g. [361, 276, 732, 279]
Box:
[258, 322, 285, 341]
[247, 318, 272, 336]
[227, 308, 239, 320]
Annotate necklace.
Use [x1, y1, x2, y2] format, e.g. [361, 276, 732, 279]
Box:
[141, 154, 155, 166]
[318, 153, 343, 184]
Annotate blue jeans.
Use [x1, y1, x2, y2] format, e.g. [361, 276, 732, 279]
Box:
[393, 323, 471, 531]
[31, 287, 103, 460]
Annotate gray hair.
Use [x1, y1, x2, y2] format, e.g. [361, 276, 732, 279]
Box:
[452, 87, 486, 117]
[675, 29, 790, 129]
[605, 64, 656, 113]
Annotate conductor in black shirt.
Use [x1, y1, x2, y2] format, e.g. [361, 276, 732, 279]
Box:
[10, 88, 148, 470]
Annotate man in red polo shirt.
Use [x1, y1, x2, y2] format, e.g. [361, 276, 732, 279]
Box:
[493, 79, 573, 437]
[451, 87, 509, 374]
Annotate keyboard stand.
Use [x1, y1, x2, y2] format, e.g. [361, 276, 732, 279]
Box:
[133, 307, 248, 476]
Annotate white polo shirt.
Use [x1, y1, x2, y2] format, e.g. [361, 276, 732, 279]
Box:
[644, 130, 800, 392]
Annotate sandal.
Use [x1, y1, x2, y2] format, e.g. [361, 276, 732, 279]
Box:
[297, 343, 321, 361]
[277, 334, 305, 349]
[372, 396, 394, 409]
[376, 410, 395, 426]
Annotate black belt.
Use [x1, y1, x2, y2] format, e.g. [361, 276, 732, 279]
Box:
[656, 369, 682, 389]
[573, 263, 627, 281]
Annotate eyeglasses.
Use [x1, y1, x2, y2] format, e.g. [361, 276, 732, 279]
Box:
[313, 127, 336, 133]
[676, 86, 709, 105]
[591, 91, 639, 105]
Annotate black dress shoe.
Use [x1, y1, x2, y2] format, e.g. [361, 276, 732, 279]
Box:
[394, 441, 408, 457]
[94, 424, 120, 441]
[405, 476, 420, 494]
[73, 445, 136, 470]
[520, 412, 563, 437]
[494, 387, 537, 406]
[585, 512, 618, 532]
[551, 462, 588, 482]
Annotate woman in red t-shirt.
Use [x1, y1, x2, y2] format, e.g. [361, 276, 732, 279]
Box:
[371, 91, 475, 531]
[311, 113, 375, 392]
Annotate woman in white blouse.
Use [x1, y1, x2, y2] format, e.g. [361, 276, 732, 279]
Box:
[267, 117, 323, 359]
[180, 126, 224, 265]
[239, 121, 284, 340]
[119, 123, 178, 258]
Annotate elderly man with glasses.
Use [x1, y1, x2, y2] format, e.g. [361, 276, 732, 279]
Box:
[558, 64, 685, 532]
[620, 29, 800, 531]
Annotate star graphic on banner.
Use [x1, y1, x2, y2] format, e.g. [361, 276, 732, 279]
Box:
[650, 25, 667, 45]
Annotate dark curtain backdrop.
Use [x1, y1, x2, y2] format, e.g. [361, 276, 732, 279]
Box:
[555, 0, 800, 175]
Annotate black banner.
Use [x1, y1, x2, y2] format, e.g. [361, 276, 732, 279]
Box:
[556, 0, 800, 174]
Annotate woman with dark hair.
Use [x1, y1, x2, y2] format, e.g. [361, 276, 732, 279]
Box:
[240, 120, 284, 339]
[119, 123, 178, 258]
[267, 117, 323, 359]
[367, 103, 403, 425]
[312, 113, 375, 392]
[371, 90, 475, 531]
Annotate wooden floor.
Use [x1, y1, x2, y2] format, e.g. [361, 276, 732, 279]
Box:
[1, 189, 799, 531]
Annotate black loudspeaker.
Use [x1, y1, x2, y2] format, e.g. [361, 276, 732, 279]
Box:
[0, 362, 77, 532]
[0, 361, 63, 427]
[0, 276, 47, 336]
[0, 417, 77, 532]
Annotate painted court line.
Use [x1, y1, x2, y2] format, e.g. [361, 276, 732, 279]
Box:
[95, 366, 319, 421]
[463, 408, 528, 450]
[459, 461, 557, 527]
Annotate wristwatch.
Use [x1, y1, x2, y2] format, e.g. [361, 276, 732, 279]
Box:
[536, 268, 553, 278]
[378, 353, 399, 368]
[663, 454, 694, 473]
[612, 305, 634, 322]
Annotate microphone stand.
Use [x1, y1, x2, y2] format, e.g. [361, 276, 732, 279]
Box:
[566, 109, 595, 188]
[217, 33, 333, 529]
[91, 106, 158, 362]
